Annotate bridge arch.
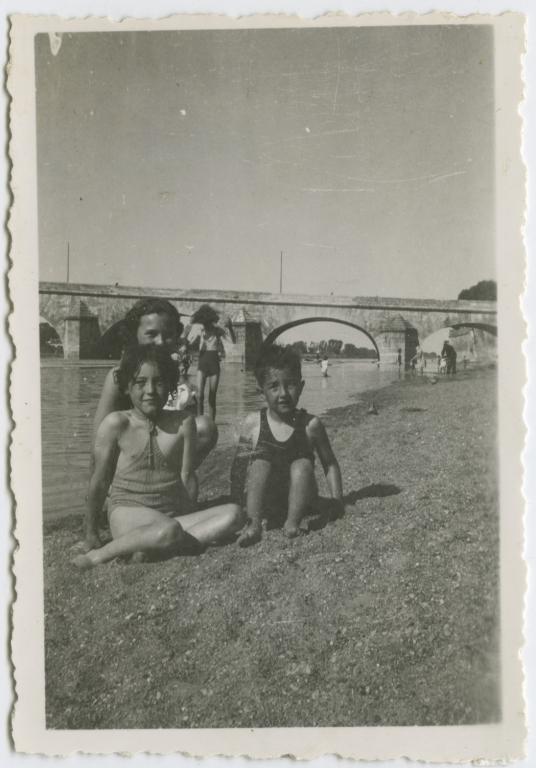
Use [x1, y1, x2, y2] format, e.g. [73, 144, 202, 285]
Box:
[92, 319, 126, 360]
[420, 321, 497, 362]
[263, 317, 380, 360]
[448, 321, 497, 337]
[39, 315, 64, 357]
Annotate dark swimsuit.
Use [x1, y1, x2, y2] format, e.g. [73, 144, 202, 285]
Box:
[197, 350, 220, 376]
[253, 407, 314, 468]
[250, 408, 315, 514]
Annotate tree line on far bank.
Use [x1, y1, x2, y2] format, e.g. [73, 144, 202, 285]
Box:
[457, 280, 496, 301]
[289, 339, 377, 359]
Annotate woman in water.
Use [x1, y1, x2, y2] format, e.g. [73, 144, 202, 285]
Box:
[188, 304, 229, 421]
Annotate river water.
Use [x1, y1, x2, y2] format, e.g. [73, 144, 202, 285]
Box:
[40, 359, 400, 520]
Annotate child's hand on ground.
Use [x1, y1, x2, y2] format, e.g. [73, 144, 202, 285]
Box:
[237, 521, 262, 548]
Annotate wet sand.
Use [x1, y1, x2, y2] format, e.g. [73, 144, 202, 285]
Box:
[44, 367, 499, 728]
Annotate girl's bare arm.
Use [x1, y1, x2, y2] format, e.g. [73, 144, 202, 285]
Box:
[85, 413, 122, 547]
[92, 368, 123, 443]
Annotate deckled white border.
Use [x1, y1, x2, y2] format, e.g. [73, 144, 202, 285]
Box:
[7, 10, 526, 760]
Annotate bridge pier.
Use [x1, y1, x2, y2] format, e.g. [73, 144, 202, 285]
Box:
[63, 298, 101, 359]
[226, 309, 263, 369]
[375, 314, 419, 368]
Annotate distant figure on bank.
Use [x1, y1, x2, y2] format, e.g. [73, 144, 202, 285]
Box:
[413, 346, 424, 376]
[230, 345, 344, 547]
[397, 348, 402, 368]
[321, 355, 329, 377]
[74, 346, 243, 569]
[93, 298, 218, 470]
[188, 304, 230, 421]
[442, 340, 457, 375]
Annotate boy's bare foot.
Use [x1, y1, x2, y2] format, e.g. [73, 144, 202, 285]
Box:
[237, 522, 262, 548]
[72, 551, 99, 570]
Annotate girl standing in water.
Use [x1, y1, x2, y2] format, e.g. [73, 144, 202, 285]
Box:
[188, 304, 229, 421]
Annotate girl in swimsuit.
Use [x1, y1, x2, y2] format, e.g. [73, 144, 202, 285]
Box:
[188, 304, 229, 421]
[74, 345, 243, 569]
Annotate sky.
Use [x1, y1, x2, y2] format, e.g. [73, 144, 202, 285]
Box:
[36, 25, 495, 300]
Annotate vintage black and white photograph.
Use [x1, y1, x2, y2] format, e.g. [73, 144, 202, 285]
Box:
[8, 11, 525, 760]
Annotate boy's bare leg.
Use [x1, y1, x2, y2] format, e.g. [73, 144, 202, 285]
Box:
[178, 503, 244, 545]
[237, 458, 271, 547]
[285, 458, 317, 538]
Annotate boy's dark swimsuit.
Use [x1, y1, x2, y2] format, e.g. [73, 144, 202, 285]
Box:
[248, 407, 315, 521]
[253, 407, 314, 466]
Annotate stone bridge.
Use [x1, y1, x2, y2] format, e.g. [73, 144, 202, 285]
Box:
[39, 281, 497, 367]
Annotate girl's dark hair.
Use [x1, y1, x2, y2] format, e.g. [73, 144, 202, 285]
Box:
[191, 303, 219, 328]
[114, 344, 179, 395]
[254, 344, 302, 386]
[119, 298, 184, 347]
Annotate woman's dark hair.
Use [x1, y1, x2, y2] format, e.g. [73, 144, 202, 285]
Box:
[114, 344, 179, 395]
[254, 344, 302, 386]
[190, 303, 219, 328]
[120, 298, 184, 347]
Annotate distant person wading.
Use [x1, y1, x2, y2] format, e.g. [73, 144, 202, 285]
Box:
[188, 304, 232, 421]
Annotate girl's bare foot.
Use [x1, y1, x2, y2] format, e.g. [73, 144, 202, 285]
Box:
[283, 523, 302, 539]
[237, 522, 262, 548]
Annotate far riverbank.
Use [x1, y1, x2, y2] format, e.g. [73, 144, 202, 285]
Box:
[44, 367, 499, 729]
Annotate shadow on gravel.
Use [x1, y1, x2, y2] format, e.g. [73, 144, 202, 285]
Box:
[400, 406, 427, 412]
[345, 483, 401, 503]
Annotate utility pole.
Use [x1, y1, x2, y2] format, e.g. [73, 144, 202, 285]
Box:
[279, 251, 283, 293]
[66, 241, 70, 283]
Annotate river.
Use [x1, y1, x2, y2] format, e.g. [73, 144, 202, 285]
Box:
[40, 358, 400, 520]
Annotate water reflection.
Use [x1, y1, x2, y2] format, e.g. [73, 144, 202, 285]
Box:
[40, 359, 399, 520]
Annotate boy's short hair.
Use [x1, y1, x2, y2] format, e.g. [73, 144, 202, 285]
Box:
[114, 344, 179, 394]
[255, 344, 302, 385]
[121, 298, 184, 347]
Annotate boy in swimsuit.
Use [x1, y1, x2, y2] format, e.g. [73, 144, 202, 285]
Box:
[73, 345, 243, 569]
[231, 345, 344, 547]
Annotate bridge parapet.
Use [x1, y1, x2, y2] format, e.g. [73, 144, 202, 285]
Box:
[38, 281, 497, 363]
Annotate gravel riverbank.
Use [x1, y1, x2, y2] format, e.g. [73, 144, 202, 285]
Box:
[44, 367, 499, 728]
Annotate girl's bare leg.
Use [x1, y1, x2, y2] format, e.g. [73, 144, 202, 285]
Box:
[285, 459, 317, 538]
[177, 503, 244, 546]
[72, 507, 187, 569]
[197, 370, 207, 416]
[207, 373, 220, 421]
